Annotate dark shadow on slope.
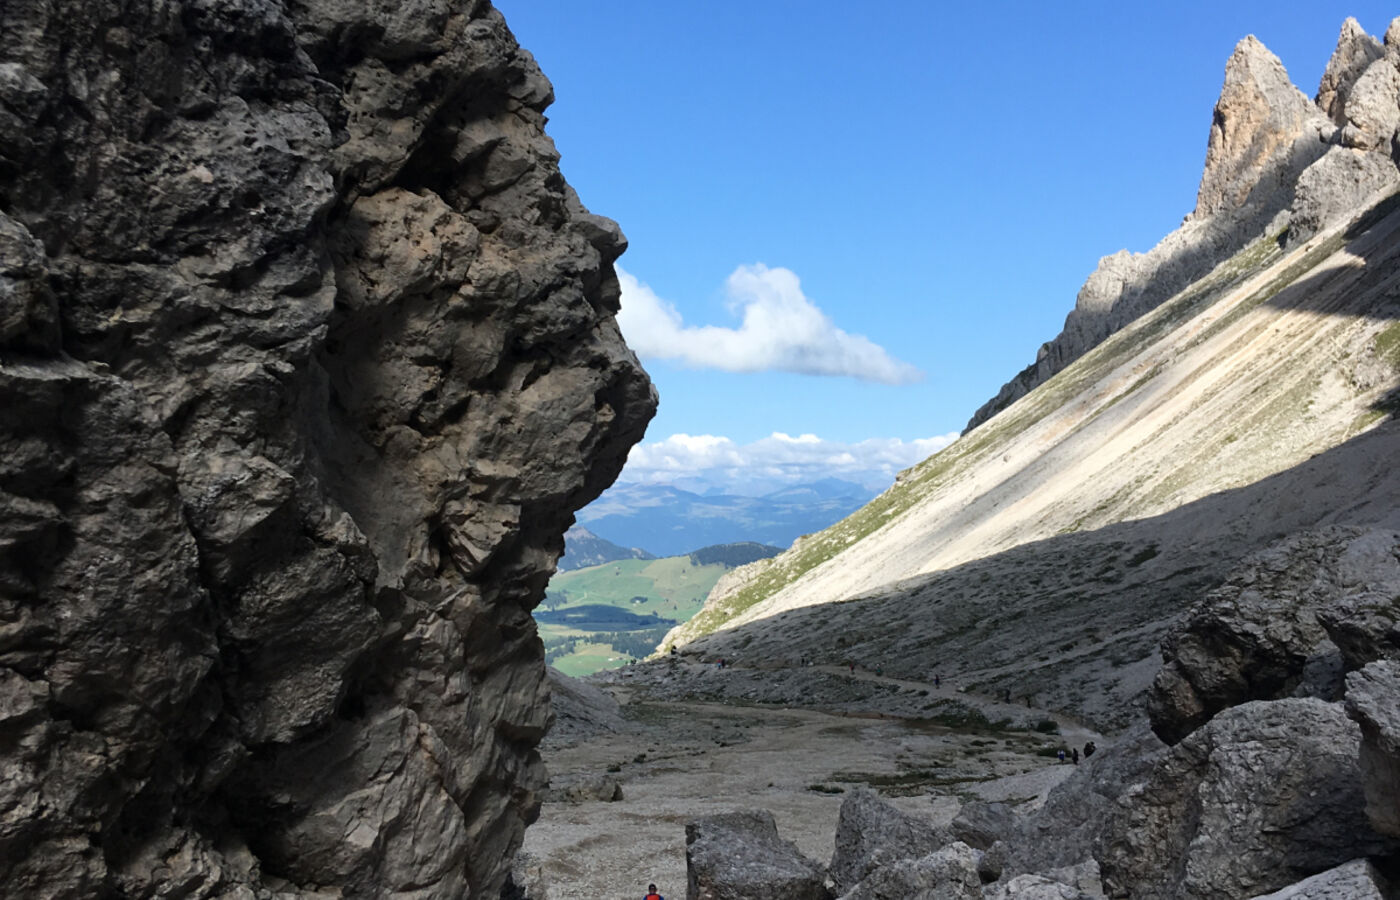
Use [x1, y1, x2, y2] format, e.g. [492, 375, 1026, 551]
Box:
[686, 415, 1400, 732]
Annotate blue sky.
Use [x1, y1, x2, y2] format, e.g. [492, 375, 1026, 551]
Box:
[497, 2, 1397, 493]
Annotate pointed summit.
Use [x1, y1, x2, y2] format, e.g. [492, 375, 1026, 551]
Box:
[1316, 18, 1384, 125]
[1193, 36, 1325, 219]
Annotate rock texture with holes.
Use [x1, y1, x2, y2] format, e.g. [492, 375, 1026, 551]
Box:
[0, 1, 654, 895]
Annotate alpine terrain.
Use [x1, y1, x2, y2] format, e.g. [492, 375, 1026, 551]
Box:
[528, 18, 1400, 900]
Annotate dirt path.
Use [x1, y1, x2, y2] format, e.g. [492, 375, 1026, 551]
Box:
[524, 672, 1105, 900]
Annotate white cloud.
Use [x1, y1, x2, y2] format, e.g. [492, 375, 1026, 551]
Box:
[616, 264, 923, 384]
[617, 431, 960, 494]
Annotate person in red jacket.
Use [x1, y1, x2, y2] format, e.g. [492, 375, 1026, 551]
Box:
[644, 883, 664, 900]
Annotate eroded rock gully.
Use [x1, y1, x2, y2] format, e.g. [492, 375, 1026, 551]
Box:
[0, 1, 655, 896]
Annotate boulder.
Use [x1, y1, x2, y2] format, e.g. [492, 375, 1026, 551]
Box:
[950, 801, 1017, 851]
[1344, 660, 1400, 840]
[1246, 859, 1393, 899]
[544, 774, 624, 803]
[838, 842, 982, 900]
[1101, 699, 1389, 900]
[1318, 590, 1400, 669]
[1147, 528, 1400, 744]
[686, 811, 830, 900]
[991, 725, 1166, 880]
[830, 787, 950, 892]
[983, 874, 1095, 900]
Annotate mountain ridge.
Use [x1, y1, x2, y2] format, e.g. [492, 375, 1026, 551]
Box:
[965, 20, 1399, 431]
[667, 22, 1400, 733]
[576, 478, 875, 557]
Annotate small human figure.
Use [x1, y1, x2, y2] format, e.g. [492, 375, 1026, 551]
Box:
[1084, 740, 1096, 758]
[644, 883, 664, 900]
[876, 664, 884, 676]
[1003, 688, 1012, 703]
[849, 662, 855, 674]
[1057, 748, 1066, 764]
[934, 674, 941, 688]
[1071, 747, 1080, 765]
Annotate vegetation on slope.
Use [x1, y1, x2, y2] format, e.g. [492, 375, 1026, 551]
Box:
[664, 227, 1329, 648]
[541, 555, 730, 674]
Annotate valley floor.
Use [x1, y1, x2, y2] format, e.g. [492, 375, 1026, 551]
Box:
[525, 661, 1103, 900]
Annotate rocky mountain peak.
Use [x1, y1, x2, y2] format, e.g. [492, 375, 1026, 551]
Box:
[1193, 35, 1327, 219]
[1316, 17, 1385, 125]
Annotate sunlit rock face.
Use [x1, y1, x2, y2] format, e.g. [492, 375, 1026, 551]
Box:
[0, 0, 655, 895]
[967, 19, 1400, 430]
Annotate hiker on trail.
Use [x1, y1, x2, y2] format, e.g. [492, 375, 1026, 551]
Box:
[934, 674, 941, 688]
[1084, 740, 1096, 758]
[1072, 747, 1080, 765]
[1057, 748, 1066, 764]
[876, 664, 884, 676]
[644, 883, 664, 900]
[849, 662, 855, 674]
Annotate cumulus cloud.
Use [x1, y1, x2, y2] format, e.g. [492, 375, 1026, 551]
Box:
[616, 264, 923, 384]
[617, 431, 960, 493]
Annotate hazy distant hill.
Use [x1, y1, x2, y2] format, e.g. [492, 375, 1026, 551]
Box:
[557, 526, 656, 571]
[575, 478, 875, 557]
[688, 542, 783, 568]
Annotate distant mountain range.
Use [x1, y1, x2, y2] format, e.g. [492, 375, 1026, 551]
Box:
[574, 477, 876, 557]
[557, 526, 655, 572]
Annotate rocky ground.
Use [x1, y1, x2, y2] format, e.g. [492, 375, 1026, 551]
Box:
[523, 662, 1102, 900]
[524, 525, 1400, 899]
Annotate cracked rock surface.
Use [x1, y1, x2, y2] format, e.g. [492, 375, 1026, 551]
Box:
[0, 1, 654, 896]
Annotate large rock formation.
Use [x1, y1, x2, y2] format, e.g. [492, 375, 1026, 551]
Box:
[1345, 660, 1400, 841]
[0, 1, 655, 896]
[1146, 527, 1400, 744]
[830, 787, 951, 893]
[685, 811, 831, 900]
[967, 19, 1400, 430]
[1100, 699, 1388, 899]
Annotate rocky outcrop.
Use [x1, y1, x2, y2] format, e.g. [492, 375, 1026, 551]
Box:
[0, 1, 654, 896]
[1193, 36, 1330, 219]
[950, 801, 1017, 852]
[838, 842, 983, 900]
[830, 787, 951, 893]
[1248, 859, 1394, 899]
[685, 811, 831, 900]
[1147, 527, 1400, 744]
[1316, 19, 1386, 125]
[544, 664, 629, 747]
[1345, 660, 1400, 841]
[1100, 699, 1389, 899]
[967, 20, 1400, 430]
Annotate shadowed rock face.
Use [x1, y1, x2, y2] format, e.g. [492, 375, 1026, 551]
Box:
[0, 1, 655, 896]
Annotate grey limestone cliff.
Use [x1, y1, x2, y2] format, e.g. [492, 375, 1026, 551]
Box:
[967, 19, 1400, 431]
[0, 0, 655, 896]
